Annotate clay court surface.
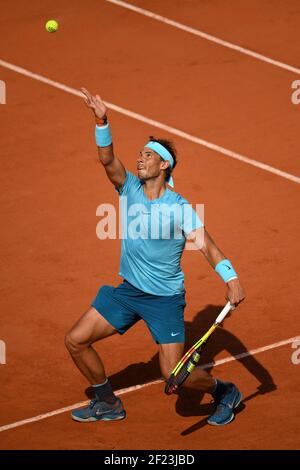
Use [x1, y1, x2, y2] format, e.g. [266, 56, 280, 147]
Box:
[0, 0, 300, 450]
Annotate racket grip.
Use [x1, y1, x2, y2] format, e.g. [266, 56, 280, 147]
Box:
[215, 301, 234, 324]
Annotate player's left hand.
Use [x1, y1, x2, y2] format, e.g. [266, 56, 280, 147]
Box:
[225, 278, 245, 307]
[81, 88, 107, 119]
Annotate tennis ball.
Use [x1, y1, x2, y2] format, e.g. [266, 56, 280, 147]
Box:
[45, 20, 59, 33]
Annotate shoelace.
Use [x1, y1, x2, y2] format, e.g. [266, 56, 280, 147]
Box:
[210, 393, 231, 415]
[213, 402, 230, 415]
[89, 398, 119, 411]
[89, 399, 98, 409]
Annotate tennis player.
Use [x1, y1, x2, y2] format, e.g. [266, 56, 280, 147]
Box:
[65, 89, 246, 426]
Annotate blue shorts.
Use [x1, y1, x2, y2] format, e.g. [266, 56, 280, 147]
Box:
[91, 280, 186, 344]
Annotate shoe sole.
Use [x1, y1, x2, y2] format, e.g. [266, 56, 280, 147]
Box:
[207, 391, 243, 426]
[72, 411, 126, 423]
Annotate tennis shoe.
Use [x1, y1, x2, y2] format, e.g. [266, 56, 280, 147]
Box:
[71, 398, 126, 422]
[207, 382, 242, 426]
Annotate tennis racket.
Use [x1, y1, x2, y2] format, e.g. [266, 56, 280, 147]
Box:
[165, 301, 234, 395]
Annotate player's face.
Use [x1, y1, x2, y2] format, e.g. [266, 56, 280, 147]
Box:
[137, 148, 165, 181]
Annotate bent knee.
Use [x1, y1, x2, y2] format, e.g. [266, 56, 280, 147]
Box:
[65, 331, 87, 355]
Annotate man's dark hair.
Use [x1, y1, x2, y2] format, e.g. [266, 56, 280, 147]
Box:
[148, 136, 177, 183]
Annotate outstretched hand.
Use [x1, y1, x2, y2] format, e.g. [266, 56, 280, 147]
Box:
[81, 88, 107, 119]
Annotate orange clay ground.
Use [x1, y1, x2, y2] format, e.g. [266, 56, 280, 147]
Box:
[0, 0, 299, 450]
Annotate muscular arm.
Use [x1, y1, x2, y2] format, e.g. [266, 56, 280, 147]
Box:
[188, 228, 246, 305]
[81, 88, 126, 189]
[96, 139, 126, 189]
[198, 229, 226, 268]
[187, 228, 226, 266]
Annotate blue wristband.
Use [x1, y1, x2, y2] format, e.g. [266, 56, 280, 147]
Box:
[215, 259, 238, 283]
[95, 123, 112, 147]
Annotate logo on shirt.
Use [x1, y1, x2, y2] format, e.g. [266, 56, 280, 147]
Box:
[171, 332, 181, 337]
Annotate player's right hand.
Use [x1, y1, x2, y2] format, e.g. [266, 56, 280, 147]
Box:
[81, 88, 107, 119]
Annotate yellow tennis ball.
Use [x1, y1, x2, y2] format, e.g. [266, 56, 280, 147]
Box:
[45, 20, 58, 33]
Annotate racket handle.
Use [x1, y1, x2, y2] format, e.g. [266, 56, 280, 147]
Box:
[215, 301, 234, 324]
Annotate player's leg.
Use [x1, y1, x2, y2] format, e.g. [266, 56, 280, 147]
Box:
[146, 292, 215, 392]
[158, 342, 183, 380]
[65, 307, 116, 385]
[159, 342, 242, 426]
[65, 307, 127, 422]
[66, 283, 140, 422]
[158, 342, 215, 392]
[144, 291, 241, 425]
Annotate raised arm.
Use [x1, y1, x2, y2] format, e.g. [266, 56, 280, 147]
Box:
[81, 88, 126, 189]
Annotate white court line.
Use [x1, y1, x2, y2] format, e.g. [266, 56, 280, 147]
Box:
[0, 335, 299, 433]
[1, 59, 300, 185]
[0, 380, 162, 433]
[202, 336, 300, 368]
[106, 0, 300, 76]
